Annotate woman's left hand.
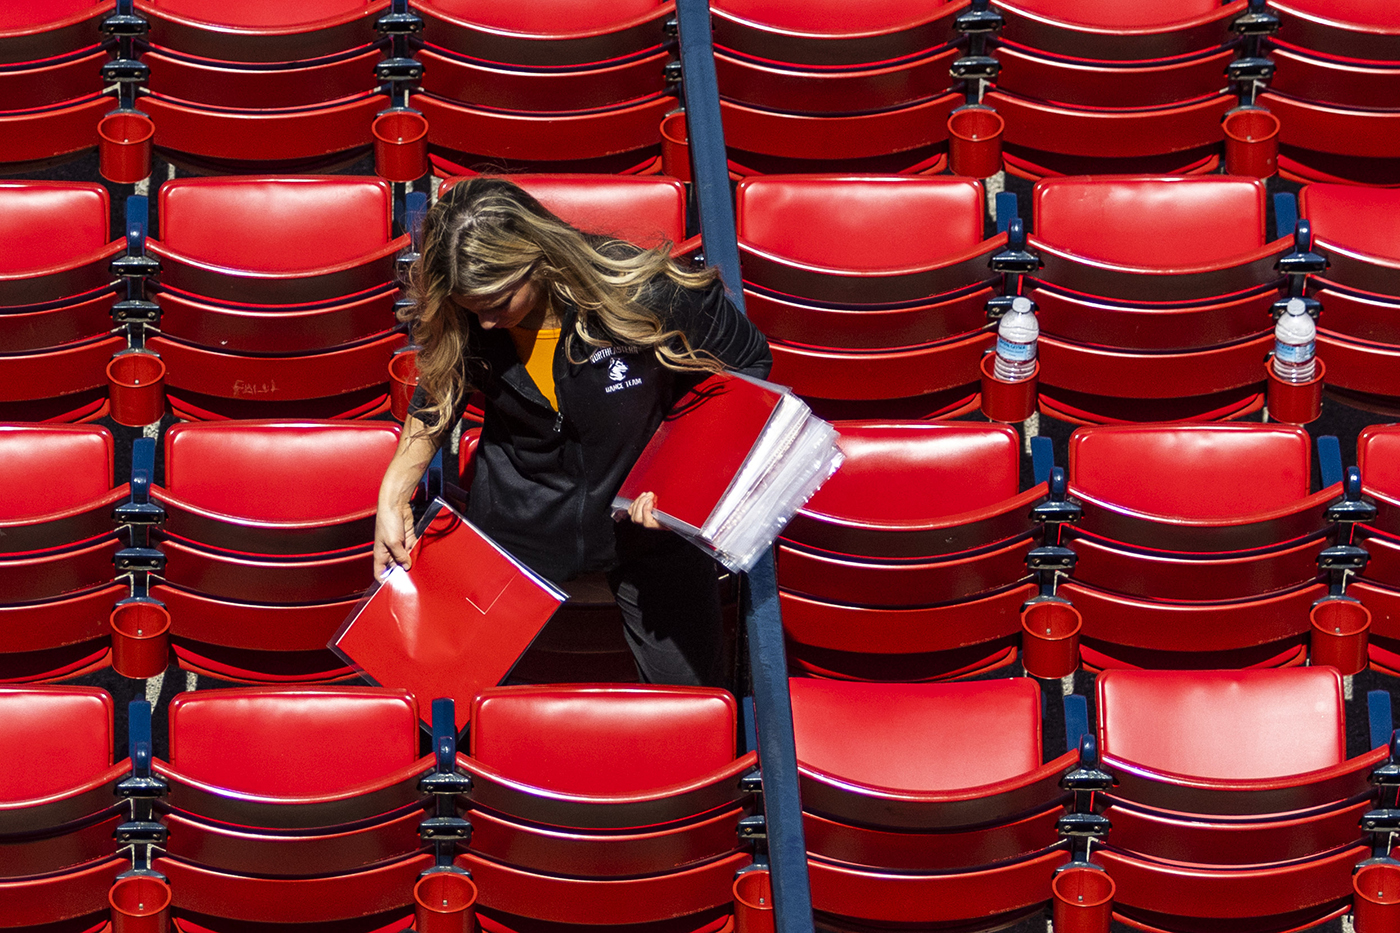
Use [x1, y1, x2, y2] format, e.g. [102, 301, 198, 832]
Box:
[627, 491, 663, 530]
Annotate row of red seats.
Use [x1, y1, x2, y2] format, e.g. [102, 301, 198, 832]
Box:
[8, 416, 1400, 687]
[4, 666, 1397, 932]
[11, 172, 1400, 429]
[6, 0, 1395, 181]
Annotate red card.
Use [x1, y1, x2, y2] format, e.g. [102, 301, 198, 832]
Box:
[332, 500, 566, 731]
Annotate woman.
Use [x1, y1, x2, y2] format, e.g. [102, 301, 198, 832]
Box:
[374, 176, 771, 687]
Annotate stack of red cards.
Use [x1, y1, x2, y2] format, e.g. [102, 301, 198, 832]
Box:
[613, 372, 843, 572]
[332, 499, 566, 730]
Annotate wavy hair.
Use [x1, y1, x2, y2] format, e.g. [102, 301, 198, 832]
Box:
[402, 176, 724, 440]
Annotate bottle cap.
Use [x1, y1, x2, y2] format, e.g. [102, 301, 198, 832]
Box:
[1011, 296, 1033, 314]
[1286, 298, 1307, 316]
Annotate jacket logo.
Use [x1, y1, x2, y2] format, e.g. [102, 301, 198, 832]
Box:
[608, 358, 629, 382]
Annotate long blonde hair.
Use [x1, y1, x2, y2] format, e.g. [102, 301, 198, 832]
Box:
[403, 176, 724, 439]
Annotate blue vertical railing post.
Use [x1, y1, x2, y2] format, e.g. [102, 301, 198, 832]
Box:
[674, 2, 814, 929]
[741, 552, 815, 932]
[674, 0, 745, 310]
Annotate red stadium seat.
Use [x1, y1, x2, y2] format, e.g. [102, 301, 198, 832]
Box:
[147, 420, 400, 683]
[133, 0, 386, 172]
[0, 2, 113, 172]
[1265, 0, 1400, 186]
[1297, 185, 1400, 412]
[984, 0, 1240, 178]
[152, 686, 432, 931]
[1095, 668, 1374, 932]
[777, 422, 1043, 681]
[413, 0, 675, 175]
[0, 425, 128, 681]
[1062, 424, 1336, 670]
[454, 685, 757, 931]
[145, 176, 409, 420]
[1355, 424, 1400, 674]
[0, 182, 127, 423]
[791, 677, 1076, 930]
[710, 0, 965, 175]
[735, 175, 1001, 419]
[1028, 176, 1288, 424]
[0, 686, 128, 931]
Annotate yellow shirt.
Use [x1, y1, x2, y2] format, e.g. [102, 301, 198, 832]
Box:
[508, 326, 561, 411]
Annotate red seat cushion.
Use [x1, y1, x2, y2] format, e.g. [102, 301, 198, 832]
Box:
[801, 422, 1021, 526]
[1003, 0, 1223, 28]
[0, 425, 114, 517]
[1067, 424, 1313, 521]
[1359, 425, 1400, 497]
[1300, 184, 1400, 263]
[167, 687, 419, 797]
[162, 421, 399, 522]
[790, 678, 1042, 792]
[421, 0, 661, 33]
[1098, 669, 1346, 780]
[713, 0, 956, 35]
[736, 176, 985, 271]
[448, 175, 686, 250]
[157, 177, 393, 273]
[471, 685, 737, 796]
[1033, 176, 1268, 269]
[141, 0, 372, 30]
[0, 183, 110, 273]
[0, 687, 113, 801]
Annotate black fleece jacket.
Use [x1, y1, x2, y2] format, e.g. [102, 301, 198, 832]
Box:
[410, 277, 772, 582]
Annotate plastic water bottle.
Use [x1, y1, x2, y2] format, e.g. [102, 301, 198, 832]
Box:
[1273, 297, 1316, 383]
[994, 296, 1039, 382]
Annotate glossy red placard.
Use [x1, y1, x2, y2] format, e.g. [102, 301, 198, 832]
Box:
[615, 373, 783, 532]
[332, 500, 565, 730]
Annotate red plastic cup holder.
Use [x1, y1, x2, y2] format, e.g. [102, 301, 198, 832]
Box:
[734, 870, 774, 933]
[107, 353, 166, 428]
[1355, 863, 1400, 933]
[110, 602, 171, 680]
[1021, 599, 1081, 679]
[1265, 357, 1325, 425]
[99, 111, 154, 184]
[1223, 108, 1280, 179]
[388, 350, 419, 423]
[1052, 866, 1115, 933]
[109, 874, 171, 933]
[948, 107, 1005, 179]
[1310, 598, 1371, 676]
[660, 112, 691, 183]
[979, 354, 1038, 423]
[373, 110, 430, 183]
[414, 871, 478, 933]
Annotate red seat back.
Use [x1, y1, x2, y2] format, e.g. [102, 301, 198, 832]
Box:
[736, 175, 985, 270]
[167, 687, 419, 797]
[1098, 668, 1346, 780]
[0, 183, 110, 272]
[162, 420, 399, 522]
[713, 0, 954, 36]
[0, 425, 113, 516]
[1068, 424, 1312, 520]
[423, 0, 662, 33]
[1300, 184, 1400, 262]
[471, 685, 737, 796]
[1033, 176, 1268, 268]
[157, 177, 393, 272]
[803, 422, 1021, 524]
[1005, 0, 1224, 28]
[441, 175, 686, 249]
[0, 687, 113, 802]
[142, 0, 374, 28]
[1359, 424, 1400, 496]
[790, 678, 1041, 792]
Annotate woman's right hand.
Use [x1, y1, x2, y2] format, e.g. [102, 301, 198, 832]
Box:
[373, 498, 418, 581]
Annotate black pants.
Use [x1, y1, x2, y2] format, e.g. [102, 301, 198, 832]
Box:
[607, 530, 726, 688]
